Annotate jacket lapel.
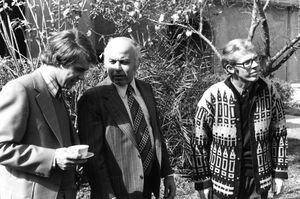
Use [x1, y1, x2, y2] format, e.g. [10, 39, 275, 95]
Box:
[33, 70, 63, 146]
[101, 78, 138, 148]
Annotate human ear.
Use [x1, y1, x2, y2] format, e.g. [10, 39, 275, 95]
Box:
[225, 64, 235, 74]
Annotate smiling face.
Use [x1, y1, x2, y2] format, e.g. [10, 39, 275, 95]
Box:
[57, 60, 90, 89]
[104, 38, 138, 87]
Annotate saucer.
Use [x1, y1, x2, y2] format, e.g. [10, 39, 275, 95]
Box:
[81, 152, 94, 159]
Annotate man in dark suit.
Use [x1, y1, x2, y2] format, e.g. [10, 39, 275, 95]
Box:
[77, 37, 176, 199]
[0, 29, 98, 199]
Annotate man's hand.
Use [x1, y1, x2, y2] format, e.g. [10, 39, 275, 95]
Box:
[54, 148, 87, 170]
[163, 175, 176, 199]
[272, 178, 284, 195]
[198, 187, 212, 199]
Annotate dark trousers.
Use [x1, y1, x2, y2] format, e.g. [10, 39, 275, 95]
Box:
[56, 189, 76, 199]
[143, 174, 155, 199]
[213, 176, 268, 199]
[143, 160, 160, 199]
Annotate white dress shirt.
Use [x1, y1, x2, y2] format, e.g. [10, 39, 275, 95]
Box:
[114, 79, 154, 146]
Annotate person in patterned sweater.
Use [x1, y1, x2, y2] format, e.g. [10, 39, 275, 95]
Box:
[191, 38, 288, 199]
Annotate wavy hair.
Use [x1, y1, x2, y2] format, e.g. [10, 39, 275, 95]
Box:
[41, 29, 98, 67]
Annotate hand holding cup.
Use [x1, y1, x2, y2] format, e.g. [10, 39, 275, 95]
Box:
[68, 144, 89, 158]
[54, 146, 88, 170]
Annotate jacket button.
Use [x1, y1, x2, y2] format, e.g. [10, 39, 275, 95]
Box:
[140, 175, 144, 179]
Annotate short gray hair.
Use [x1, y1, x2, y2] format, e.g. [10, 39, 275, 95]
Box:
[221, 38, 256, 68]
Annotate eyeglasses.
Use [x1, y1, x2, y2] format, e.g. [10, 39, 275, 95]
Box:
[234, 56, 260, 71]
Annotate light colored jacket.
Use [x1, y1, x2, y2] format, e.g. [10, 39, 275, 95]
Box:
[0, 69, 78, 199]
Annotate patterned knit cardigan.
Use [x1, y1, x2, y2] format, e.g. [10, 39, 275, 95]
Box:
[192, 77, 288, 198]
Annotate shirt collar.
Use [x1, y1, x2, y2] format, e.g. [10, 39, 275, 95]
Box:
[39, 65, 60, 98]
[114, 79, 138, 98]
[224, 76, 267, 99]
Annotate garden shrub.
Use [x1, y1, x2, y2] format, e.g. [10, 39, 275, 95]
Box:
[269, 77, 294, 109]
[0, 57, 35, 90]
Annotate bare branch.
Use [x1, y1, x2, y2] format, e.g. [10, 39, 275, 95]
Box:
[248, 0, 260, 41]
[198, 0, 208, 34]
[248, 0, 270, 56]
[265, 44, 300, 76]
[268, 33, 300, 66]
[263, 0, 270, 11]
[257, 0, 270, 57]
[148, 18, 222, 60]
[199, 6, 203, 34]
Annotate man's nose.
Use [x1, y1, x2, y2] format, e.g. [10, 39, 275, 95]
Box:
[252, 60, 259, 69]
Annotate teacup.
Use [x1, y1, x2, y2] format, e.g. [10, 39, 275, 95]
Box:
[68, 144, 89, 157]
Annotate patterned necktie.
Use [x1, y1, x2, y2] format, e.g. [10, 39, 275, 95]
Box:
[127, 85, 153, 173]
[55, 87, 63, 101]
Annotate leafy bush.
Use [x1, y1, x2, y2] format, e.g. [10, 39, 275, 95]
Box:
[0, 57, 36, 90]
[0, 0, 87, 69]
[269, 77, 294, 109]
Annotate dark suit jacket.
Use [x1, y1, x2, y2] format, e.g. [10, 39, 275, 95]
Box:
[0, 69, 78, 199]
[77, 78, 173, 199]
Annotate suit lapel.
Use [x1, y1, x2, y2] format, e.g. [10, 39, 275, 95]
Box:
[102, 78, 137, 147]
[33, 70, 63, 146]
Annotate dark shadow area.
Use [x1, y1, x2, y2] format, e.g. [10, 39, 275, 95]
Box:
[0, 0, 26, 58]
